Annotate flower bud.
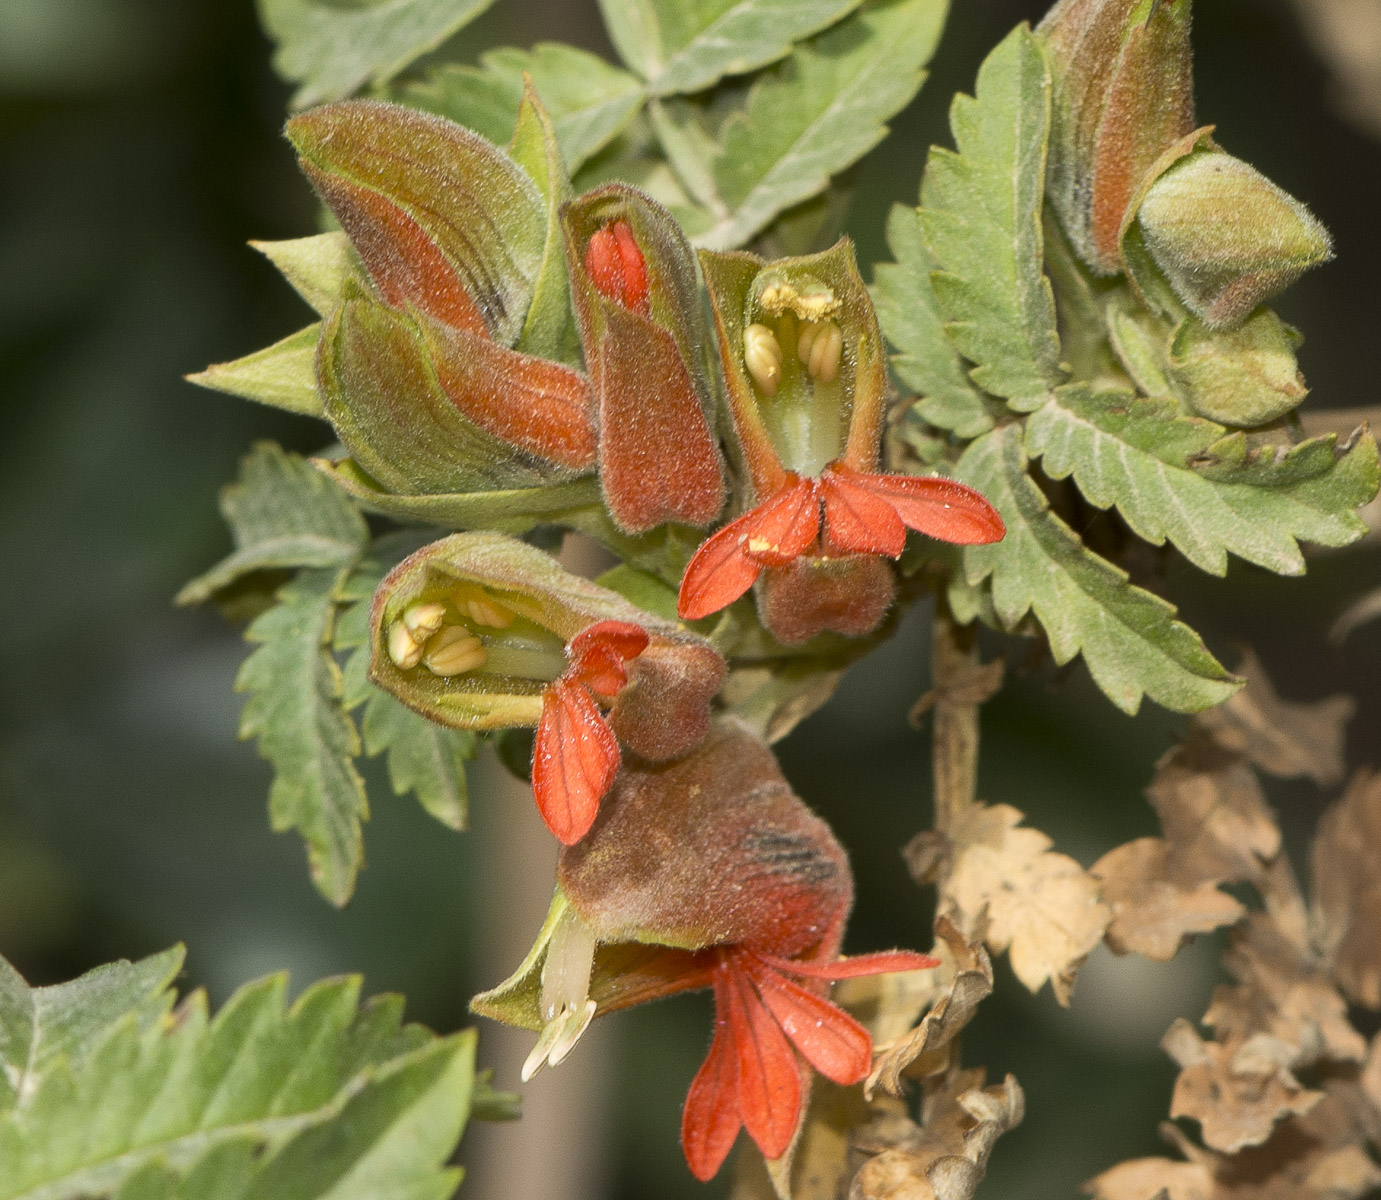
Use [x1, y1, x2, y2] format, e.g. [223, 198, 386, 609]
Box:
[1133, 148, 1334, 329]
[318, 291, 596, 494]
[1167, 309, 1307, 426]
[563, 186, 726, 534]
[1037, 0, 1196, 273]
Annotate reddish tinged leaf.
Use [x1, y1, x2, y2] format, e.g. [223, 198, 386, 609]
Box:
[819, 470, 908, 556]
[827, 464, 1005, 545]
[422, 319, 597, 470]
[677, 477, 822, 620]
[724, 961, 802, 1160]
[568, 620, 649, 698]
[763, 950, 942, 979]
[681, 977, 742, 1182]
[532, 677, 621, 845]
[743, 957, 873, 1086]
[300, 165, 490, 337]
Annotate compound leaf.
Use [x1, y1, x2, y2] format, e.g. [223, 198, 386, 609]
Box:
[178, 442, 369, 607]
[699, 0, 947, 250]
[237, 567, 367, 907]
[0, 952, 474, 1200]
[953, 424, 1239, 715]
[919, 24, 1063, 410]
[873, 202, 994, 439]
[1026, 387, 1380, 576]
[259, 0, 497, 108]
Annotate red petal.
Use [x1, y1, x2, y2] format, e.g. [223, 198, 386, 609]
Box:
[677, 511, 766, 620]
[680, 973, 743, 1182]
[611, 220, 651, 315]
[819, 469, 907, 557]
[742, 476, 822, 566]
[827, 463, 1005, 545]
[743, 957, 872, 1085]
[723, 959, 802, 1161]
[761, 949, 941, 979]
[531, 677, 620, 844]
[568, 620, 650, 696]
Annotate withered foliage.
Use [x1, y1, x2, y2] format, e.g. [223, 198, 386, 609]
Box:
[1088, 657, 1381, 1200]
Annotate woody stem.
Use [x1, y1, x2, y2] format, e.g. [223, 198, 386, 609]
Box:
[930, 602, 982, 834]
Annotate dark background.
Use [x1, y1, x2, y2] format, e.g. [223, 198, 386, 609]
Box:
[1, 1, 1377, 1196]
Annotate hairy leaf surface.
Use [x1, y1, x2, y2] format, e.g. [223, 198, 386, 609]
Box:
[873, 203, 993, 439]
[259, 0, 497, 107]
[186, 326, 323, 420]
[953, 425, 1239, 714]
[920, 25, 1062, 410]
[0, 952, 474, 1200]
[1026, 388, 1379, 576]
[237, 567, 367, 906]
[699, 0, 947, 250]
[178, 443, 368, 606]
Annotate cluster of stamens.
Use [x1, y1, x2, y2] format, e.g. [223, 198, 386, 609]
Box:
[742, 277, 845, 397]
[387, 585, 517, 677]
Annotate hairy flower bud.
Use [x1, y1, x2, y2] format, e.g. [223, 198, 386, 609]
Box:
[1167, 309, 1307, 426]
[1037, 0, 1196, 273]
[563, 186, 726, 534]
[1134, 148, 1334, 329]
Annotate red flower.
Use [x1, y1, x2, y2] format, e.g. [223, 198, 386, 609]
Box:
[532, 619, 649, 845]
[681, 945, 939, 1181]
[678, 461, 1006, 621]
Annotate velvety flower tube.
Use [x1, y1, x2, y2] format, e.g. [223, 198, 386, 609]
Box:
[368, 532, 724, 844]
[683, 242, 1004, 643]
[288, 100, 598, 490]
[562, 184, 726, 534]
[471, 721, 938, 1181]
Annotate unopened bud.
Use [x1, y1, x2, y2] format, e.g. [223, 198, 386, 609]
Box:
[388, 623, 425, 670]
[797, 320, 843, 383]
[744, 324, 784, 396]
[423, 626, 489, 677]
[1168, 309, 1306, 426]
[1135, 149, 1333, 329]
[584, 220, 651, 316]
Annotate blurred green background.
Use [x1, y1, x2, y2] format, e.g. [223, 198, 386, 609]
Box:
[1, 0, 1377, 1196]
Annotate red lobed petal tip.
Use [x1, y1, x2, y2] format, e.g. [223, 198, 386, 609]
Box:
[531, 677, 621, 844]
[681, 973, 743, 1182]
[819, 469, 907, 557]
[826, 462, 1005, 546]
[723, 960, 801, 1161]
[744, 955, 873, 1086]
[568, 620, 650, 696]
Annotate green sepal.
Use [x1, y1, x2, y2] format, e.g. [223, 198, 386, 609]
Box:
[251, 232, 356, 316]
[699, 238, 887, 490]
[186, 325, 323, 419]
[1166, 309, 1307, 427]
[920, 24, 1064, 412]
[953, 423, 1240, 715]
[178, 442, 368, 608]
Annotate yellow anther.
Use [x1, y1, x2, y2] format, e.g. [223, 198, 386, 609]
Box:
[797, 319, 843, 383]
[754, 272, 840, 322]
[401, 602, 446, 639]
[387, 623, 425, 670]
[467, 595, 515, 629]
[423, 626, 488, 677]
[744, 323, 783, 396]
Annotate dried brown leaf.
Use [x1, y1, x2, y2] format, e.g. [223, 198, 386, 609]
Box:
[1311, 769, 1381, 1007]
[1148, 737, 1280, 887]
[1092, 837, 1246, 961]
[1196, 650, 1354, 788]
[942, 803, 1110, 1005]
[862, 914, 994, 1098]
[1163, 1018, 1322, 1153]
[1085, 1155, 1213, 1200]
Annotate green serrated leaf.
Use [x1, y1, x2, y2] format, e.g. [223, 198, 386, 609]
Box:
[179, 443, 369, 607]
[0, 948, 185, 1113]
[698, 0, 947, 250]
[920, 24, 1062, 410]
[251, 233, 355, 317]
[954, 424, 1239, 715]
[393, 44, 646, 174]
[186, 326, 323, 419]
[873, 203, 993, 438]
[0, 957, 472, 1200]
[1026, 387, 1378, 576]
[600, 0, 865, 95]
[237, 567, 368, 906]
[258, 0, 497, 108]
[335, 559, 477, 832]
